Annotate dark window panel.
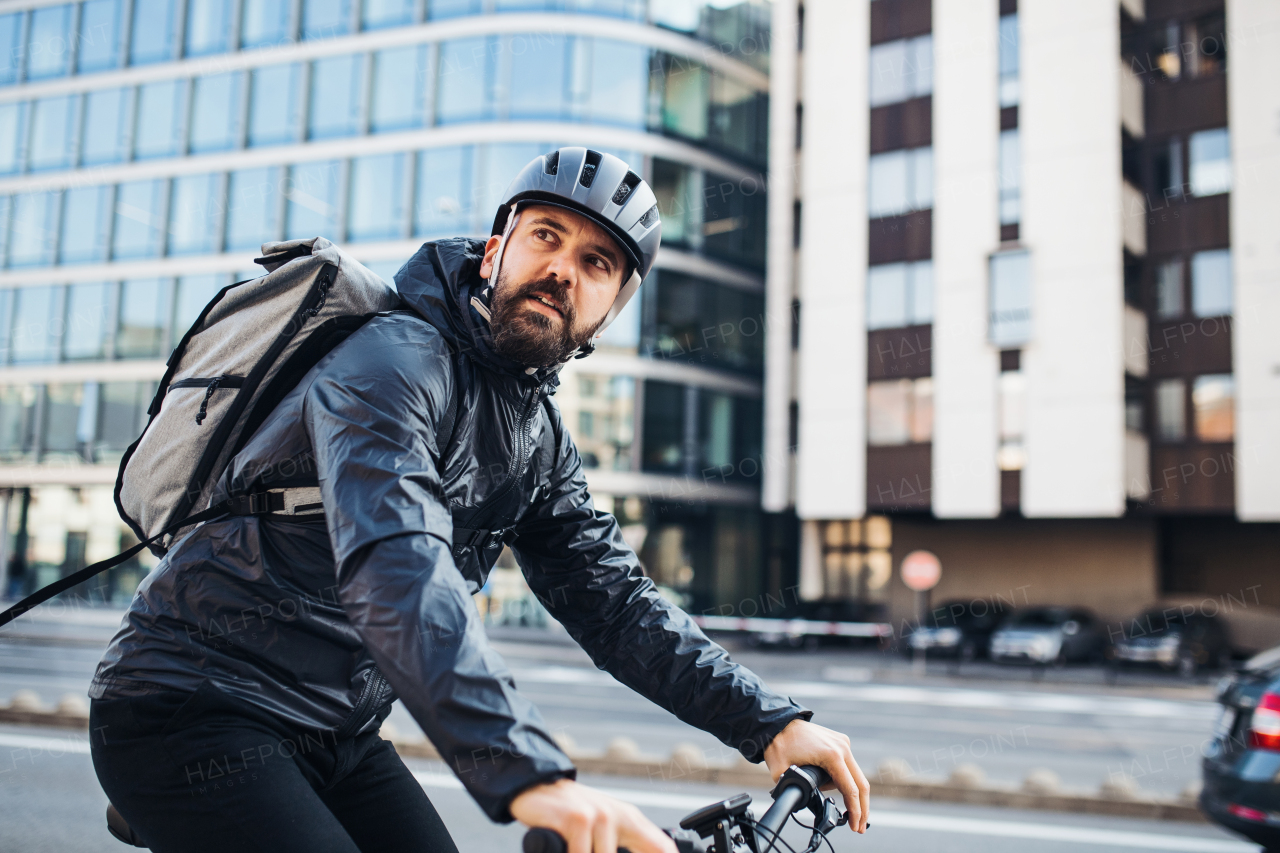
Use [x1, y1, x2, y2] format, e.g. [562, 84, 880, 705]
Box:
[1147, 193, 1229, 256]
[1000, 223, 1019, 243]
[1000, 470, 1020, 513]
[1145, 75, 1227, 136]
[1149, 444, 1235, 513]
[1000, 349, 1021, 372]
[641, 380, 685, 474]
[869, 96, 931, 154]
[641, 270, 764, 375]
[866, 444, 931, 511]
[868, 210, 932, 265]
[867, 325, 931, 380]
[870, 0, 931, 45]
[1000, 105, 1018, 130]
[1147, 316, 1233, 378]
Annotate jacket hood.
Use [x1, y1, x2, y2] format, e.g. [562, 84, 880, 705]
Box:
[391, 238, 562, 386]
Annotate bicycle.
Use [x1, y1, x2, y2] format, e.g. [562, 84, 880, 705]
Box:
[522, 765, 856, 853]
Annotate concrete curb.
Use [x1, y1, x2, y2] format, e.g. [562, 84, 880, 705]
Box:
[0, 695, 1205, 823]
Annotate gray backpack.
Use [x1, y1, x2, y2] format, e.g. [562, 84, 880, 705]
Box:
[0, 236, 401, 628]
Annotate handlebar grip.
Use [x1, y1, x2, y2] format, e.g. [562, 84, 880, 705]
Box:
[801, 765, 832, 789]
[523, 828, 567, 853]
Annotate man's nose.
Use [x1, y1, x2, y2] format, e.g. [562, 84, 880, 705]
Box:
[542, 250, 578, 289]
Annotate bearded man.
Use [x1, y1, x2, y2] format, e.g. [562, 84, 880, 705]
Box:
[88, 149, 870, 853]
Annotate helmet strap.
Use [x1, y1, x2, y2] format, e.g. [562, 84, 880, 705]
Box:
[486, 203, 522, 301]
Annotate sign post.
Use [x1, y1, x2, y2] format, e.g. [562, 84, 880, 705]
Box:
[901, 551, 942, 676]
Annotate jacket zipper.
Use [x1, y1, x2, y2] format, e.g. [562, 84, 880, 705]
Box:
[336, 666, 388, 739]
[466, 380, 545, 542]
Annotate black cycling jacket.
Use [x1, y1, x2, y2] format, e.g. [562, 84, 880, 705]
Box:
[90, 238, 811, 821]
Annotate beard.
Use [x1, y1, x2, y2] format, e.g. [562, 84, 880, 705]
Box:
[488, 271, 602, 368]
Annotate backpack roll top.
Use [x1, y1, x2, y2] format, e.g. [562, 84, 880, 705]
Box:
[116, 236, 402, 549]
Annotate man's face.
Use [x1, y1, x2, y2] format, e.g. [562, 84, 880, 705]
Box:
[480, 205, 627, 367]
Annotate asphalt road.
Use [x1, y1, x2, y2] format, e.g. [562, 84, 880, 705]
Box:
[0, 607, 1252, 853]
[0, 725, 1253, 853]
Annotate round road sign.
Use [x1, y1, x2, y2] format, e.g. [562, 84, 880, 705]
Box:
[900, 550, 941, 592]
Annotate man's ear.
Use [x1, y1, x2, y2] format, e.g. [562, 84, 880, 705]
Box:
[478, 234, 503, 280]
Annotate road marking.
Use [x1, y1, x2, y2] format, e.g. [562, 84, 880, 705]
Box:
[513, 666, 1217, 720]
[413, 771, 1250, 852]
[0, 732, 92, 754]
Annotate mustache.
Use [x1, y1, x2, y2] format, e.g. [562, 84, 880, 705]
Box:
[508, 277, 573, 321]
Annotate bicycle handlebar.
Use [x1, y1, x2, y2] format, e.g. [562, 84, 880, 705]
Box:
[519, 765, 833, 853]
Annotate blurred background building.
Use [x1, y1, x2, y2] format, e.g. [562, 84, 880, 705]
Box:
[1, 0, 1276, 641]
[769, 0, 1280, 641]
[0, 0, 780, 613]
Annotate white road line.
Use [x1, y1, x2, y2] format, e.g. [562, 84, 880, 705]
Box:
[0, 732, 93, 754]
[413, 772, 1250, 852]
[513, 667, 1218, 720]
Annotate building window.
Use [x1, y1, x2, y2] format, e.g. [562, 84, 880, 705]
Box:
[1191, 249, 1231, 318]
[249, 64, 303, 147]
[29, 95, 79, 172]
[242, 0, 293, 48]
[998, 369, 1025, 470]
[1155, 378, 1186, 443]
[186, 0, 233, 57]
[414, 146, 472, 238]
[868, 147, 932, 218]
[370, 46, 428, 132]
[348, 153, 407, 242]
[363, 0, 414, 30]
[285, 160, 344, 240]
[509, 33, 570, 120]
[588, 40, 647, 128]
[1192, 374, 1234, 442]
[1155, 258, 1183, 319]
[9, 191, 61, 268]
[868, 35, 932, 107]
[225, 167, 282, 250]
[1188, 128, 1230, 197]
[642, 270, 765, 374]
[168, 173, 222, 256]
[64, 282, 113, 361]
[998, 128, 1020, 225]
[76, 0, 123, 73]
[11, 286, 63, 364]
[60, 185, 113, 264]
[134, 79, 187, 160]
[26, 4, 73, 80]
[190, 72, 245, 153]
[0, 385, 39, 463]
[113, 179, 167, 259]
[642, 380, 686, 473]
[117, 278, 171, 358]
[989, 250, 1031, 346]
[174, 273, 226, 334]
[0, 102, 28, 174]
[867, 378, 932, 446]
[437, 38, 494, 124]
[129, 0, 177, 65]
[81, 88, 132, 165]
[998, 13, 1018, 107]
[302, 0, 352, 40]
[867, 260, 932, 330]
[309, 54, 365, 139]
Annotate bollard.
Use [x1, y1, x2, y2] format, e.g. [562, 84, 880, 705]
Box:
[605, 737, 640, 761]
[1022, 769, 1060, 795]
[948, 764, 986, 789]
[9, 690, 43, 712]
[875, 757, 913, 783]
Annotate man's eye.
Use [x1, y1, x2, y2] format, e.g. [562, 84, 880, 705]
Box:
[588, 256, 608, 271]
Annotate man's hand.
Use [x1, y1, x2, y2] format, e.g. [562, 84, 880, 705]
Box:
[763, 719, 870, 834]
[510, 778, 677, 853]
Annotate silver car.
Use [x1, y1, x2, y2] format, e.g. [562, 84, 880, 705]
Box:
[990, 607, 1108, 665]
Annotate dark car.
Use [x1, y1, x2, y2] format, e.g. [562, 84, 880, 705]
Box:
[989, 606, 1109, 665]
[746, 600, 886, 651]
[1110, 607, 1232, 676]
[903, 600, 1001, 661]
[1201, 646, 1280, 849]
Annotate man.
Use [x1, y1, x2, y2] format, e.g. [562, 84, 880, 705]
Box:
[89, 149, 870, 853]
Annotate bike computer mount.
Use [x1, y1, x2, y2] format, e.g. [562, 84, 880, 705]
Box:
[670, 792, 755, 853]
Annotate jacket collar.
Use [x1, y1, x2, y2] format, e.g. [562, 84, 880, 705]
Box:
[393, 238, 563, 389]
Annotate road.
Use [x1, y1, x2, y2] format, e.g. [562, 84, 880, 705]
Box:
[0, 607, 1256, 852]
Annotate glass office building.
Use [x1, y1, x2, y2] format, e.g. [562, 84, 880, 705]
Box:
[0, 0, 774, 612]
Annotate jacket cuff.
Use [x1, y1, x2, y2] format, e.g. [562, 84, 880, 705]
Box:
[738, 706, 814, 764]
[493, 767, 578, 824]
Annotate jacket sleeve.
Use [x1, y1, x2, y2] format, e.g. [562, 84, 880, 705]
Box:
[303, 321, 574, 822]
[511, 400, 812, 764]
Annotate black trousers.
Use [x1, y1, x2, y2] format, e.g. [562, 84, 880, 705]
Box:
[90, 680, 460, 853]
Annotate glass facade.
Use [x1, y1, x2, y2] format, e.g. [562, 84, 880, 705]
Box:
[0, 0, 772, 612]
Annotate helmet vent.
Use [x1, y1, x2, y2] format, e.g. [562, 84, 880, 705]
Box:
[639, 204, 659, 229]
[611, 171, 642, 206]
[579, 150, 603, 188]
[544, 151, 559, 175]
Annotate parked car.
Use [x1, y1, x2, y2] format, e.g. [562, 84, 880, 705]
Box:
[903, 600, 1001, 661]
[746, 600, 885, 650]
[1201, 645, 1280, 849]
[1110, 607, 1232, 676]
[989, 606, 1108, 665]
